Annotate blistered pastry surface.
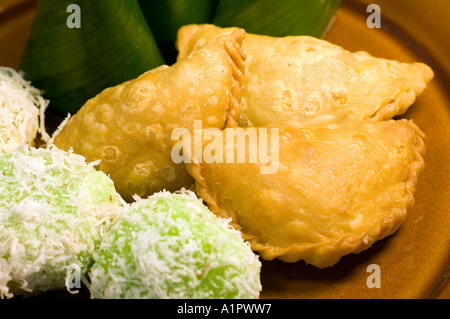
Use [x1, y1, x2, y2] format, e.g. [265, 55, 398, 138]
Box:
[186, 120, 425, 268]
[54, 31, 245, 201]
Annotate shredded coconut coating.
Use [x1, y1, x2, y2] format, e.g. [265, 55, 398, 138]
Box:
[0, 146, 125, 298]
[89, 190, 262, 299]
[0, 67, 49, 154]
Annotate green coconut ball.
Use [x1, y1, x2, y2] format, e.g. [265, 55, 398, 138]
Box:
[0, 67, 49, 154]
[88, 190, 262, 299]
[0, 146, 125, 298]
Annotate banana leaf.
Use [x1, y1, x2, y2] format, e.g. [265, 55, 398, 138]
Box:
[20, 0, 164, 116]
[212, 0, 342, 38]
[138, 0, 217, 65]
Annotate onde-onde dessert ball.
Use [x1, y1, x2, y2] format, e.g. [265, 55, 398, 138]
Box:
[0, 146, 125, 298]
[0, 67, 49, 154]
[88, 190, 262, 299]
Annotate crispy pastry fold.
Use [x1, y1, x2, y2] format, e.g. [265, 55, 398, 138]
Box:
[53, 30, 246, 201]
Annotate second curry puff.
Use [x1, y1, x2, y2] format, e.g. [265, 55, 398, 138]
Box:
[185, 120, 425, 268]
[177, 24, 434, 128]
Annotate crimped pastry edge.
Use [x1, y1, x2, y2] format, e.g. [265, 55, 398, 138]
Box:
[220, 29, 246, 128]
[185, 119, 426, 268]
[369, 63, 434, 122]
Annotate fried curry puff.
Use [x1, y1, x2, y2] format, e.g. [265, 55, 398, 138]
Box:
[53, 30, 245, 201]
[177, 24, 433, 128]
[185, 120, 425, 268]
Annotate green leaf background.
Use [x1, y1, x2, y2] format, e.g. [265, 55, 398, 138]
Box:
[20, 0, 341, 116]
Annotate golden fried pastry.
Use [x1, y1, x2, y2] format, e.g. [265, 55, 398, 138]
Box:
[184, 120, 425, 268]
[53, 30, 245, 202]
[177, 24, 434, 127]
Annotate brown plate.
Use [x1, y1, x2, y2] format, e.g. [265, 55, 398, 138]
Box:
[0, 0, 449, 299]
